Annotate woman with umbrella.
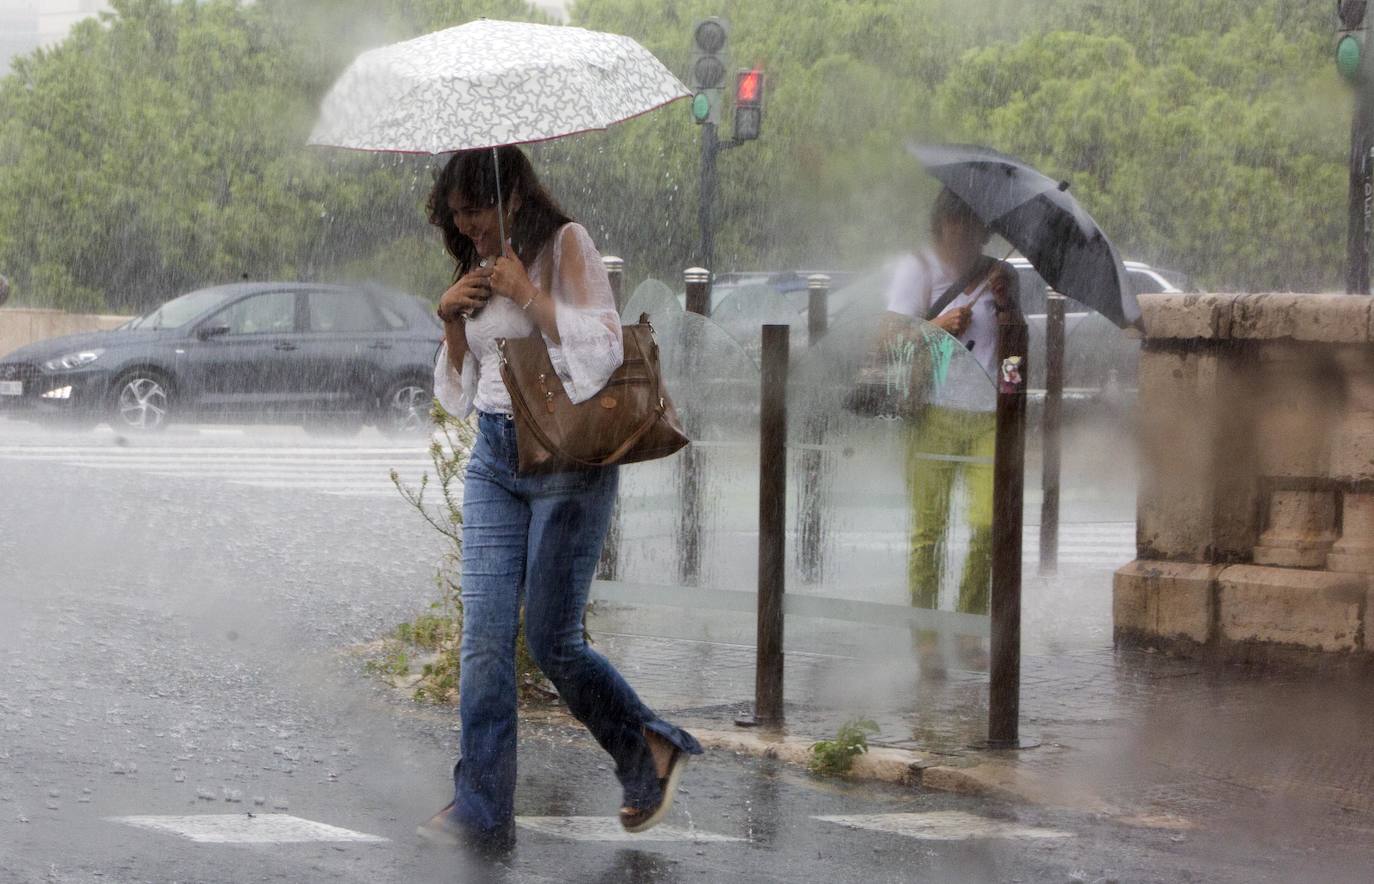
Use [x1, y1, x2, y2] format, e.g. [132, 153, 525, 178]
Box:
[883, 187, 1017, 626]
[310, 19, 706, 851]
[422, 146, 701, 851]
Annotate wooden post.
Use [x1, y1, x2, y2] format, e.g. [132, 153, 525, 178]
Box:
[988, 303, 1028, 748]
[1039, 292, 1065, 576]
[745, 324, 789, 727]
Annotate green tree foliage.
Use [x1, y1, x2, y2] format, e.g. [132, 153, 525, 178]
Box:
[0, 0, 1354, 312]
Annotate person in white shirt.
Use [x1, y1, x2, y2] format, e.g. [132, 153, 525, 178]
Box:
[881, 188, 1017, 620]
[421, 146, 701, 852]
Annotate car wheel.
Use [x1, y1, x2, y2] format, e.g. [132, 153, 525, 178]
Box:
[379, 378, 433, 437]
[112, 370, 172, 432]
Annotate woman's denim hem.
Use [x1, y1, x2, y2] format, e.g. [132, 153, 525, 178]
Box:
[644, 718, 704, 756]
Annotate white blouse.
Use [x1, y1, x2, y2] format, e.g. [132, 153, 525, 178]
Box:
[433, 222, 623, 418]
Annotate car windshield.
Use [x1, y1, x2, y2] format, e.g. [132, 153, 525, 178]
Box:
[127, 287, 235, 329]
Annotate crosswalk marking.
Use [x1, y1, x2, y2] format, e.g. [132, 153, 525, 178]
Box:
[515, 816, 744, 843]
[0, 441, 436, 498]
[0, 440, 1135, 559]
[109, 814, 389, 844]
[815, 812, 1073, 841]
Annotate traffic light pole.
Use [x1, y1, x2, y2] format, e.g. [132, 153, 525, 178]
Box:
[697, 120, 749, 276]
[1348, 93, 1373, 294]
[699, 122, 719, 276]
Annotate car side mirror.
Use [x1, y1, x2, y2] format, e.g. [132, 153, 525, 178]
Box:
[197, 324, 230, 341]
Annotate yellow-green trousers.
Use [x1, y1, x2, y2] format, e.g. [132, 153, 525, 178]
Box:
[906, 406, 996, 615]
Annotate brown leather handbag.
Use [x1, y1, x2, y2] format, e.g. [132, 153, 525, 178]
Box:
[496, 313, 688, 475]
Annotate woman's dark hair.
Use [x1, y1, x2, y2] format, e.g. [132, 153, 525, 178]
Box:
[427, 145, 573, 278]
[930, 187, 990, 244]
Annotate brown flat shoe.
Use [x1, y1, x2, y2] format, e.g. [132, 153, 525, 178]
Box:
[416, 802, 514, 855]
[619, 746, 688, 834]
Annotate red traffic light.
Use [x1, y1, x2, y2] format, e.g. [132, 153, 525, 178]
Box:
[736, 69, 763, 105]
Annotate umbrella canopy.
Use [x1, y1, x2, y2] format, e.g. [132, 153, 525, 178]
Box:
[308, 19, 689, 154]
[908, 143, 1139, 328]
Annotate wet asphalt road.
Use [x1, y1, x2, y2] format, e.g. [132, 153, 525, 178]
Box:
[0, 420, 1349, 883]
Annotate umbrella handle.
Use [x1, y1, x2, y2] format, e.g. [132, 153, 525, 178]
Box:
[492, 146, 508, 249]
[966, 246, 1017, 308]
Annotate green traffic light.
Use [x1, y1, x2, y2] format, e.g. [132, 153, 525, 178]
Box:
[692, 92, 711, 122]
[1339, 34, 1363, 83]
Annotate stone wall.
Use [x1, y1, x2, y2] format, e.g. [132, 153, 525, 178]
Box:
[1115, 293, 1374, 666]
[0, 307, 131, 357]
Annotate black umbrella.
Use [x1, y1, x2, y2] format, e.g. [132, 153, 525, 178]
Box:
[908, 143, 1139, 329]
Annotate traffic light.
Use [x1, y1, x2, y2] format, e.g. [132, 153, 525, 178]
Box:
[689, 17, 728, 124]
[733, 68, 765, 142]
[1338, 0, 1369, 84]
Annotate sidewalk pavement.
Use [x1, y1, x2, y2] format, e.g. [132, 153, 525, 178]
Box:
[582, 566, 1374, 848]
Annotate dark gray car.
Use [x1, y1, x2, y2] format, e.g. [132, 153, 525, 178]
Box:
[0, 282, 442, 434]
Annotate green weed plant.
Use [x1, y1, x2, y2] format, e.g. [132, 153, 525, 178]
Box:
[809, 718, 880, 777]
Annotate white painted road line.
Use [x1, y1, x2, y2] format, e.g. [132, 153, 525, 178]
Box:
[109, 814, 389, 844]
[515, 816, 745, 843]
[815, 811, 1073, 841]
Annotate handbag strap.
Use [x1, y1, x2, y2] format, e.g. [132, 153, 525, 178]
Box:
[499, 327, 668, 469]
[925, 253, 996, 322]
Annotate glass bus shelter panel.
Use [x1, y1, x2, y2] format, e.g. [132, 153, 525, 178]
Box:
[612, 311, 762, 592]
[621, 278, 682, 324]
[708, 284, 804, 366]
[785, 307, 998, 624]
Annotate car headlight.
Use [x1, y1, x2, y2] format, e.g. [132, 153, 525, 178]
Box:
[43, 349, 104, 371]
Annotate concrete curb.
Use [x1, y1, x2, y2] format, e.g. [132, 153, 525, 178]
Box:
[686, 724, 1189, 829]
[690, 727, 928, 787]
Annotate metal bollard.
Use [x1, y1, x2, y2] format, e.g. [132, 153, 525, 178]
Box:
[797, 274, 831, 581]
[684, 266, 712, 317]
[739, 325, 789, 728]
[988, 302, 1030, 749]
[596, 255, 626, 581]
[807, 273, 830, 345]
[1039, 292, 1065, 576]
[677, 267, 711, 584]
[603, 255, 625, 313]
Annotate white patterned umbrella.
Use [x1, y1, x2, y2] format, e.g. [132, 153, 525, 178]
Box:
[308, 19, 689, 155]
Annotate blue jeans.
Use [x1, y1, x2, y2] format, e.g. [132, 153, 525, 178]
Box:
[448, 411, 702, 840]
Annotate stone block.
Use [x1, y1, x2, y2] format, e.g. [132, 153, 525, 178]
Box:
[1139, 293, 1237, 340]
[1253, 342, 1338, 478]
[1331, 347, 1374, 482]
[1218, 565, 1367, 652]
[1329, 491, 1374, 576]
[1114, 561, 1219, 643]
[1134, 349, 1260, 561]
[1231, 293, 1374, 344]
[1252, 489, 1338, 569]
